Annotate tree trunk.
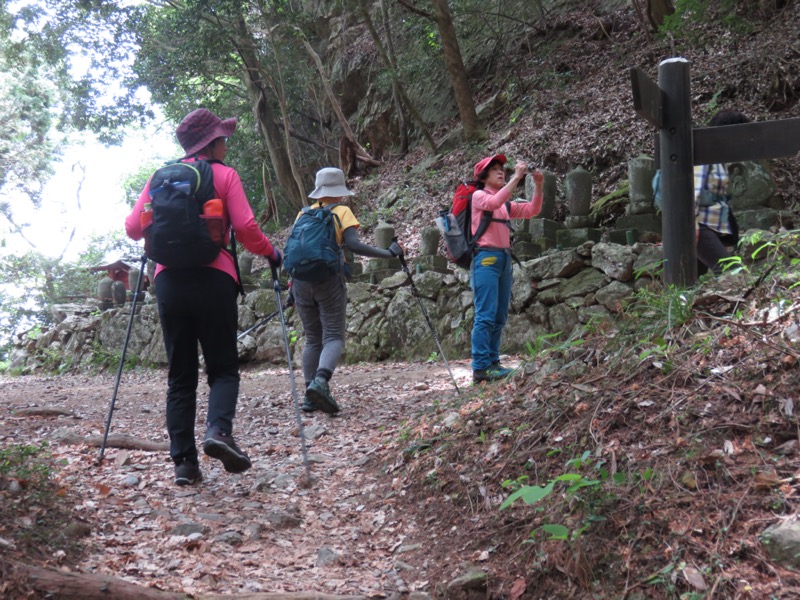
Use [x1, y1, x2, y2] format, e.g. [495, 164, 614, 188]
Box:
[233, 19, 306, 212]
[430, 0, 487, 142]
[380, 0, 409, 153]
[647, 0, 675, 29]
[300, 37, 382, 170]
[3, 558, 188, 599]
[3, 557, 369, 600]
[266, 24, 309, 206]
[630, 0, 652, 40]
[186, 4, 306, 213]
[356, 0, 438, 153]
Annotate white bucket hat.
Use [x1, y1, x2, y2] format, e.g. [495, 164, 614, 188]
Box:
[308, 167, 355, 199]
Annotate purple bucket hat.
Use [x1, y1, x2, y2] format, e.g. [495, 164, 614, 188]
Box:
[176, 108, 237, 157]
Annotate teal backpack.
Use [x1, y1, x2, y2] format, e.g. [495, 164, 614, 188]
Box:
[282, 203, 343, 282]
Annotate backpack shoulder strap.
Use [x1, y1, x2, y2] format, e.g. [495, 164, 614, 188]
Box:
[229, 228, 245, 297]
[188, 159, 216, 202]
[325, 203, 343, 242]
[504, 200, 515, 232]
[470, 198, 515, 247]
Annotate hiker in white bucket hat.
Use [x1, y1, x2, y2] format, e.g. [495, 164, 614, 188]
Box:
[308, 167, 356, 199]
[284, 167, 404, 415]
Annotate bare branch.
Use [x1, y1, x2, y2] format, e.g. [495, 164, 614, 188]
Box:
[395, 0, 434, 19]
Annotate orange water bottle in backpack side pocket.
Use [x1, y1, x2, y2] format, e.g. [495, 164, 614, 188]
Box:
[203, 199, 225, 246]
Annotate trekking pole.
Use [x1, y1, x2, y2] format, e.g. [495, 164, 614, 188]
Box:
[238, 309, 280, 341]
[270, 265, 314, 485]
[99, 254, 148, 463]
[237, 292, 295, 341]
[393, 240, 462, 396]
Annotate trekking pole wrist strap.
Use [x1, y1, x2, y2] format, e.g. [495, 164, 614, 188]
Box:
[392, 236, 408, 270]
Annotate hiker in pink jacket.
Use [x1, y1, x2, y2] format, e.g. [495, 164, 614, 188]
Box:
[470, 154, 543, 383]
[125, 108, 281, 486]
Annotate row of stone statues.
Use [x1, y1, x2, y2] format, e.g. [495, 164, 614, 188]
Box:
[96, 157, 788, 303]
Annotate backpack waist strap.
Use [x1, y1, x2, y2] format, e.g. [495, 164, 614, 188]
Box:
[474, 246, 512, 254]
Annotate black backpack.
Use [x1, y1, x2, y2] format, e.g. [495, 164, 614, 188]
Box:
[282, 203, 343, 282]
[145, 159, 221, 269]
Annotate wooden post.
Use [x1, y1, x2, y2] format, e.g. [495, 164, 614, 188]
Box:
[632, 62, 800, 288]
[658, 58, 696, 286]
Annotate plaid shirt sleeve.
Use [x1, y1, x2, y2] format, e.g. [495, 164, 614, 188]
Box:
[695, 164, 733, 236]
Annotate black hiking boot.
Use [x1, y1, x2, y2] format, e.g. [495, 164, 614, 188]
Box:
[174, 458, 202, 486]
[203, 427, 252, 474]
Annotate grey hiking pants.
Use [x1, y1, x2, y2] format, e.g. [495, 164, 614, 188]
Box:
[291, 275, 348, 384]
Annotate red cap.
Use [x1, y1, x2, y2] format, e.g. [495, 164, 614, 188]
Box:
[473, 154, 507, 180]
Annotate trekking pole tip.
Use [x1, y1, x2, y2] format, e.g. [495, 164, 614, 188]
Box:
[298, 472, 318, 489]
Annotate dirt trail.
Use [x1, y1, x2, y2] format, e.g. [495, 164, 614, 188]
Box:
[1, 359, 473, 596]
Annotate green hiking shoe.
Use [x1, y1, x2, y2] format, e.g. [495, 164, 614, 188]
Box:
[301, 395, 318, 412]
[473, 366, 514, 384]
[305, 377, 340, 414]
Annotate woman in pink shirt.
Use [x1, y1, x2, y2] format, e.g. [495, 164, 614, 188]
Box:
[125, 108, 281, 486]
[470, 154, 543, 383]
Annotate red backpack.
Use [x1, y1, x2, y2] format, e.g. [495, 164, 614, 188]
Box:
[435, 182, 512, 269]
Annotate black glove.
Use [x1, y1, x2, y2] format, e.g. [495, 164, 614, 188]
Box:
[387, 242, 404, 258]
[268, 249, 283, 269]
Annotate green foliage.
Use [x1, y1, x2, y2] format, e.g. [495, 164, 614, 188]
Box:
[524, 331, 582, 359]
[630, 282, 695, 333]
[700, 88, 727, 122]
[85, 341, 141, 372]
[0, 440, 87, 559]
[0, 442, 53, 494]
[500, 450, 603, 541]
[0, 233, 137, 362]
[725, 230, 800, 296]
[501, 450, 656, 543]
[590, 182, 630, 218]
[741, 229, 800, 274]
[0, 19, 61, 209]
[9, 1, 152, 143]
[660, 0, 754, 41]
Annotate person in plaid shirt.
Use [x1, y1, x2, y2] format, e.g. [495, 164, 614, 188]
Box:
[695, 109, 751, 274]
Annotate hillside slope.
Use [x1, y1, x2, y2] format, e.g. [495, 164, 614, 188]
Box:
[387, 254, 800, 598]
[332, 1, 800, 254]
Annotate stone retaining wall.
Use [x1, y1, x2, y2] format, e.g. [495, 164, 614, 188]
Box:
[9, 241, 664, 372]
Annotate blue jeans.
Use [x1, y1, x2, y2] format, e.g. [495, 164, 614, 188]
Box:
[470, 249, 512, 371]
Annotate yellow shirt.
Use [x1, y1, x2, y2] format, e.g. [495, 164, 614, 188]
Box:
[296, 200, 359, 246]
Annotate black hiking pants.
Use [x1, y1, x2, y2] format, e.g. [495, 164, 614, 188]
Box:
[155, 267, 240, 465]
